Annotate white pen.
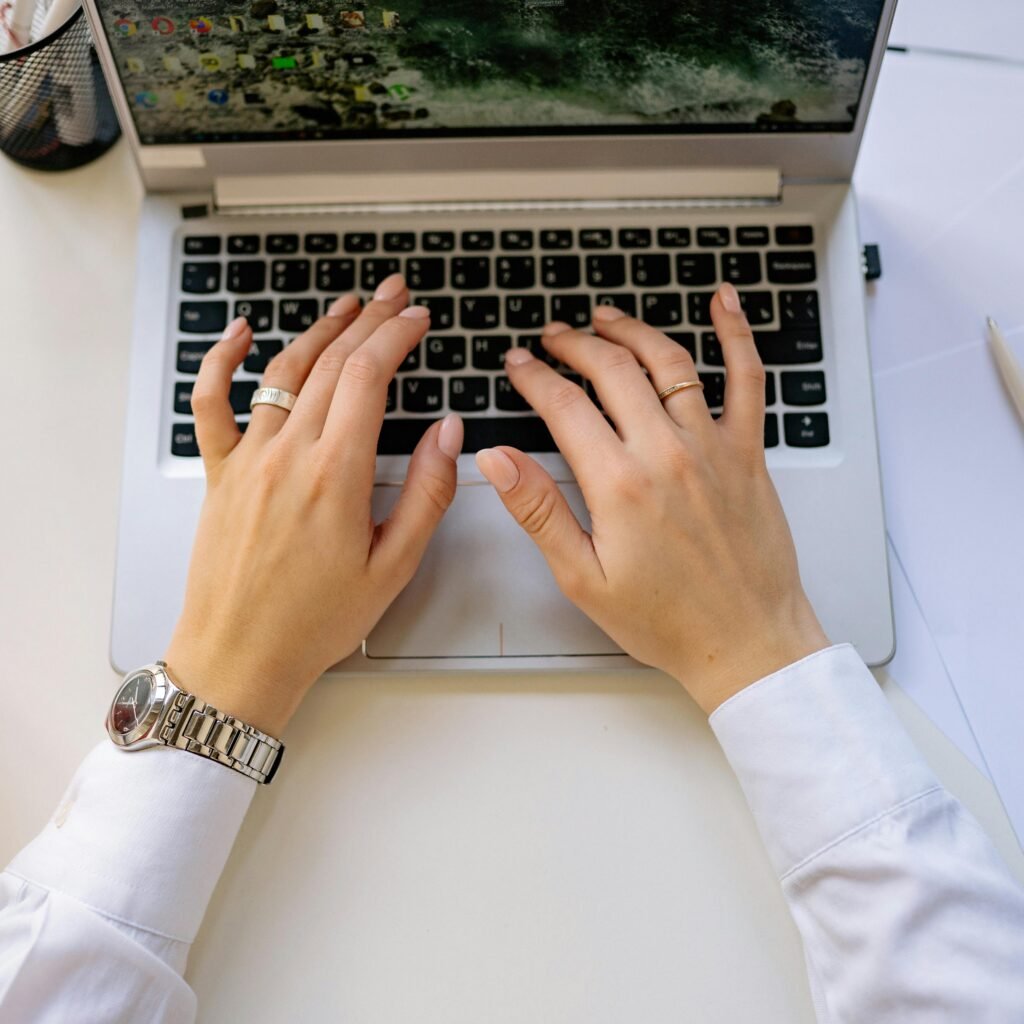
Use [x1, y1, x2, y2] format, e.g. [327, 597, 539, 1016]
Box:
[987, 317, 1024, 427]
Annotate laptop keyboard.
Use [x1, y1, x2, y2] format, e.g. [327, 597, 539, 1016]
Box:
[170, 221, 828, 458]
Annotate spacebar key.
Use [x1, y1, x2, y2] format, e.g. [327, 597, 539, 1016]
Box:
[377, 416, 558, 455]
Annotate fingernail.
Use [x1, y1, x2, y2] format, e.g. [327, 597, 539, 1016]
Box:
[593, 305, 625, 322]
[543, 320, 573, 336]
[476, 448, 520, 493]
[222, 315, 247, 340]
[504, 347, 534, 366]
[719, 282, 742, 314]
[398, 304, 431, 319]
[374, 273, 406, 301]
[327, 293, 359, 317]
[437, 413, 463, 460]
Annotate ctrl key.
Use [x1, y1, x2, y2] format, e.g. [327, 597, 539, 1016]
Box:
[784, 412, 830, 448]
[171, 423, 200, 457]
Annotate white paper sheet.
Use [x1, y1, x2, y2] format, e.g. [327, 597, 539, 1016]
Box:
[890, 0, 1024, 64]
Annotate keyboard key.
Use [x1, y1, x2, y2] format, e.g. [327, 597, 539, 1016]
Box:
[765, 372, 777, 407]
[739, 290, 774, 326]
[228, 380, 258, 413]
[422, 231, 455, 252]
[641, 293, 683, 327]
[400, 343, 421, 372]
[227, 235, 260, 255]
[667, 332, 697, 358]
[378, 416, 557, 454]
[586, 254, 626, 288]
[737, 226, 769, 247]
[278, 298, 318, 332]
[460, 296, 500, 329]
[657, 227, 691, 248]
[551, 294, 591, 328]
[267, 233, 299, 255]
[316, 258, 356, 292]
[461, 230, 494, 251]
[226, 260, 266, 294]
[754, 329, 823, 364]
[386, 379, 397, 413]
[701, 332, 723, 366]
[579, 228, 612, 249]
[698, 227, 730, 247]
[344, 232, 377, 253]
[452, 256, 491, 290]
[184, 235, 220, 256]
[540, 229, 573, 250]
[700, 372, 725, 407]
[775, 225, 814, 246]
[244, 338, 283, 373]
[471, 335, 511, 369]
[687, 292, 714, 326]
[500, 230, 534, 251]
[449, 376, 490, 411]
[405, 257, 445, 291]
[784, 412, 829, 446]
[415, 296, 455, 329]
[234, 299, 273, 332]
[383, 232, 416, 252]
[426, 335, 467, 370]
[361, 258, 401, 291]
[631, 253, 671, 287]
[177, 342, 213, 374]
[520, 334, 559, 366]
[506, 295, 546, 329]
[677, 253, 717, 286]
[179, 301, 227, 334]
[780, 290, 820, 326]
[619, 228, 651, 249]
[764, 413, 779, 448]
[541, 256, 581, 288]
[496, 256, 536, 289]
[595, 293, 637, 317]
[781, 370, 827, 405]
[181, 262, 221, 294]
[305, 233, 338, 253]
[402, 377, 443, 413]
[173, 381, 195, 414]
[171, 423, 200, 457]
[767, 251, 817, 284]
[722, 252, 761, 285]
[496, 376, 530, 411]
[271, 259, 311, 292]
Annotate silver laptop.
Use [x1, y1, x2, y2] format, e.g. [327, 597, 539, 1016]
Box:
[87, 0, 897, 674]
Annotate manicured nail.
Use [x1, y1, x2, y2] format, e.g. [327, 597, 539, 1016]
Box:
[476, 448, 520, 493]
[504, 346, 534, 366]
[222, 315, 247, 340]
[593, 305, 625, 322]
[543, 320, 573, 336]
[327, 293, 359, 317]
[437, 413, 464, 461]
[398, 304, 431, 319]
[374, 273, 406, 301]
[719, 282, 742, 314]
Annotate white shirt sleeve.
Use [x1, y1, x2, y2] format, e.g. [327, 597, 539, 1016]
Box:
[0, 742, 254, 1023]
[710, 643, 1024, 1023]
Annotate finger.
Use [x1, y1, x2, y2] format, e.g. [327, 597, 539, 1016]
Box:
[501, 347, 622, 487]
[288, 273, 412, 437]
[372, 414, 463, 578]
[591, 305, 709, 432]
[711, 283, 766, 442]
[191, 316, 252, 470]
[476, 446, 603, 600]
[538, 322, 671, 442]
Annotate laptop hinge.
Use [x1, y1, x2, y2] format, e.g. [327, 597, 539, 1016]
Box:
[213, 167, 781, 216]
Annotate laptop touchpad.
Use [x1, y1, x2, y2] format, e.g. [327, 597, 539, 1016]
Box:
[366, 480, 621, 658]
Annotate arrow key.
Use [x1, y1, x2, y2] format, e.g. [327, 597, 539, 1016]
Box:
[784, 412, 830, 447]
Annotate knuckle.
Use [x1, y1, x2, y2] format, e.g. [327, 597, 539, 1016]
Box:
[342, 352, 384, 387]
[611, 464, 654, 500]
[188, 387, 219, 415]
[598, 348, 638, 374]
[417, 467, 456, 515]
[513, 485, 559, 537]
[545, 379, 585, 414]
[314, 350, 348, 375]
[263, 350, 293, 380]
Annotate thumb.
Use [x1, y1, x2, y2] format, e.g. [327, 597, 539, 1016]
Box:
[475, 446, 602, 599]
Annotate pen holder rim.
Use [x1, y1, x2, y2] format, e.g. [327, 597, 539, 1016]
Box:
[0, 3, 83, 64]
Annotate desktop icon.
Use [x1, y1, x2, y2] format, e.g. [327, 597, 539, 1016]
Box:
[266, 14, 286, 31]
[237, 53, 257, 70]
[150, 16, 174, 35]
[189, 17, 213, 35]
[198, 53, 222, 72]
[206, 88, 229, 105]
[134, 91, 158, 108]
[172, 90, 190, 108]
[382, 10, 400, 30]
[304, 14, 324, 31]
[124, 57, 145, 74]
[388, 83, 411, 101]
[272, 55, 298, 70]
[113, 18, 137, 36]
[243, 92, 266, 105]
[227, 16, 246, 32]
[340, 11, 366, 29]
[163, 55, 183, 72]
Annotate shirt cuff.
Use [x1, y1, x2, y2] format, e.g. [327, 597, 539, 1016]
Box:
[6, 741, 255, 944]
[709, 643, 938, 878]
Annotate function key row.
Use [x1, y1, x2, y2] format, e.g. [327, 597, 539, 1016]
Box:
[182, 225, 814, 258]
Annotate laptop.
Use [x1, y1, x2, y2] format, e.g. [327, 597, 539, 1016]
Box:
[87, 0, 897, 674]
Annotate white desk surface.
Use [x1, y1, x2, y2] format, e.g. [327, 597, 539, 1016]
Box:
[3, 12, 1024, 1023]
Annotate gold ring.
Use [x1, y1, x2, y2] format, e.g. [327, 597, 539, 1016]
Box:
[657, 380, 705, 401]
[250, 386, 298, 413]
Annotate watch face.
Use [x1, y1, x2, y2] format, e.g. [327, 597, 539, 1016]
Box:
[111, 671, 155, 736]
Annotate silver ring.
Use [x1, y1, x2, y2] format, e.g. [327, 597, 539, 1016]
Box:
[657, 380, 705, 401]
[250, 387, 298, 413]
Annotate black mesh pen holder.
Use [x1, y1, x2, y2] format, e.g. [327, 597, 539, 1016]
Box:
[0, 6, 120, 171]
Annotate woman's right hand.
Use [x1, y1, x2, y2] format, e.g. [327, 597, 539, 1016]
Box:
[475, 282, 829, 713]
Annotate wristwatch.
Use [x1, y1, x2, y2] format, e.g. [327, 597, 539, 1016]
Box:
[106, 661, 284, 785]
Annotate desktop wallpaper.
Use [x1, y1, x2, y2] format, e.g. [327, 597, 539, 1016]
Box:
[96, 0, 888, 143]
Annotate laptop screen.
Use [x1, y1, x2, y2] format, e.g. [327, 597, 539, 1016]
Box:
[94, 1, 887, 146]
